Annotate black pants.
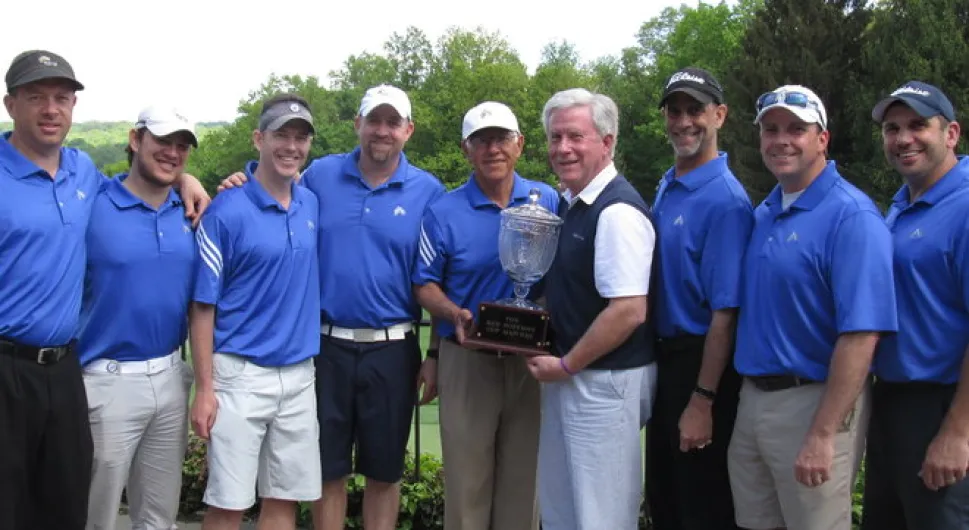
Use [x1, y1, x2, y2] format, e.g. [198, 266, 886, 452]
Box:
[862, 380, 969, 530]
[646, 335, 741, 530]
[0, 350, 93, 530]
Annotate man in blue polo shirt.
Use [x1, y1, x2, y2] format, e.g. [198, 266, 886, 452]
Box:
[190, 94, 321, 530]
[216, 84, 444, 530]
[78, 105, 199, 530]
[862, 82, 969, 530]
[727, 85, 897, 530]
[413, 101, 557, 530]
[647, 67, 752, 530]
[530, 88, 657, 530]
[0, 50, 209, 530]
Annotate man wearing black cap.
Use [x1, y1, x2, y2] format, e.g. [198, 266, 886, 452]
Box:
[863, 81, 969, 530]
[645, 67, 752, 530]
[0, 49, 209, 530]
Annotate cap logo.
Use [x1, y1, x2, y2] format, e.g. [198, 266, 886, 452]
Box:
[480, 109, 492, 119]
[290, 103, 300, 112]
[174, 111, 188, 123]
[376, 87, 387, 95]
[667, 72, 705, 87]
[37, 55, 58, 67]
[892, 86, 931, 98]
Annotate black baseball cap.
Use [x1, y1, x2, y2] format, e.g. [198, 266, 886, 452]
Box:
[871, 81, 956, 123]
[659, 67, 724, 108]
[258, 99, 315, 134]
[5, 50, 83, 93]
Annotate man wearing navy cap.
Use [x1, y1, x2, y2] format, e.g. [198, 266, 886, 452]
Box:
[413, 101, 556, 530]
[78, 105, 199, 530]
[191, 93, 321, 530]
[647, 67, 752, 530]
[727, 84, 897, 530]
[863, 81, 969, 530]
[0, 49, 208, 530]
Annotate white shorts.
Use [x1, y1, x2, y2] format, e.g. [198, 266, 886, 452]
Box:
[203, 354, 322, 510]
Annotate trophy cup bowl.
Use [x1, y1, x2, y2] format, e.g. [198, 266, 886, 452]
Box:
[463, 188, 563, 356]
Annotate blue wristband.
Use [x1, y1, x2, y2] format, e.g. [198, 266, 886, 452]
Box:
[560, 356, 577, 376]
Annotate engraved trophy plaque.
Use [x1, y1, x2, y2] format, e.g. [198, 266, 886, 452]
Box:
[463, 188, 563, 356]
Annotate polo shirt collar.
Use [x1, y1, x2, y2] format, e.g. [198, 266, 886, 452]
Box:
[243, 161, 298, 212]
[0, 131, 74, 181]
[765, 161, 839, 215]
[104, 174, 181, 211]
[891, 155, 969, 208]
[343, 146, 413, 188]
[564, 162, 618, 206]
[664, 152, 729, 191]
[465, 172, 531, 209]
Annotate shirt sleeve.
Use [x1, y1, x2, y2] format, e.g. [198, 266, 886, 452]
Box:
[701, 200, 754, 311]
[413, 209, 447, 286]
[594, 203, 656, 298]
[830, 210, 898, 333]
[193, 212, 230, 305]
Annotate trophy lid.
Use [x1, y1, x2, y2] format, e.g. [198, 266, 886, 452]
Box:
[500, 188, 563, 226]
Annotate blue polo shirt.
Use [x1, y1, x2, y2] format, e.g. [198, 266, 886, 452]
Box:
[413, 173, 559, 339]
[876, 156, 969, 383]
[652, 153, 754, 337]
[0, 131, 103, 346]
[301, 147, 445, 329]
[77, 177, 197, 365]
[734, 162, 897, 381]
[193, 162, 320, 366]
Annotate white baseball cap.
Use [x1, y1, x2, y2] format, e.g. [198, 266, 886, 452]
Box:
[135, 106, 198, 147]
[753, 85, 828, 131]
[359, 84, 412, 120]
[462, 101, 520, 140]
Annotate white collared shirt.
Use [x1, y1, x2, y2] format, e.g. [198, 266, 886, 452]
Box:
[563, 163, 655, 298]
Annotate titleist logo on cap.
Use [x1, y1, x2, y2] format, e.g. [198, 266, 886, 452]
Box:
[667, 72, 705, 87]
[892, 86, 931, 97]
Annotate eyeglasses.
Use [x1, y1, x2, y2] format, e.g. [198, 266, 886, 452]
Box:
[756, 90, 826, 128]
[467, 132, 518, 149]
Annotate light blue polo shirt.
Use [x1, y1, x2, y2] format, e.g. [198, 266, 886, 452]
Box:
[652, 153, 754, 337]
[0, 131, 103, 346]
[734, 162, 897, 381]
[77, 177, 197, 365]
[413, 173, 559, 339]
[301, 147, 445, 329]
[193, 161, 320, 367]
[876, 156, 969, 384]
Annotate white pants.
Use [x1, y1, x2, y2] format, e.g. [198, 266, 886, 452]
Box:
[84, 352, 193, 530]
[538, 363, 657, 530]
[203, 354, 321, 510]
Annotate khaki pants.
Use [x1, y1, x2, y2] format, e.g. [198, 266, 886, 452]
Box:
[438, 340, 541, 530]
[727, 379, 869, 530]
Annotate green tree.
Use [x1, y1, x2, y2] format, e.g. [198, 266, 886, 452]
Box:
[721, 0, 873, 202]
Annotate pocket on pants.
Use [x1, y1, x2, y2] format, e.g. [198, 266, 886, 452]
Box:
[213, 354, 247, 386]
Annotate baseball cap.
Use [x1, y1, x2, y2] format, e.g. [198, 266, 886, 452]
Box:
[5, 50, 83, 93]
[659, 67, 724, 108]
[461, 101, 520, 140]
[359, 84, 411, 120]
[135, 106, 198, 147]
[258, 99, 315, 134]
[754, 85, 828, 130]
[871, 81, 956, 123]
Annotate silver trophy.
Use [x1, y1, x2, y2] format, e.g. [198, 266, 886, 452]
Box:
[465, 188, 563, 355]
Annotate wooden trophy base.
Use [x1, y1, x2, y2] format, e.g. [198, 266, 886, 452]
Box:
[461, 301, 553, 357]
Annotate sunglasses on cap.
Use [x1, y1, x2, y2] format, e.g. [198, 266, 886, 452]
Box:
[756, 90, 826, 128]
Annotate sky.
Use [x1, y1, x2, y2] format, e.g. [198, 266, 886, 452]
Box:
[3, 0, 714, 123]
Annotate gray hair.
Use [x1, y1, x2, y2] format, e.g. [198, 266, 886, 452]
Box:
[541, 88, 620, 157]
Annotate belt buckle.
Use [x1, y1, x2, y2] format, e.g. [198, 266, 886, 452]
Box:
[36, 347, 58, 365]
[352, 329, 372, 342]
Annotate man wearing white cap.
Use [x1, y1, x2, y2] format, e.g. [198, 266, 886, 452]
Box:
[77, 105, 199, 530]
[727, 85, 896, 529]
[218, 84, 445, 530]
[413, 101, 557, 530]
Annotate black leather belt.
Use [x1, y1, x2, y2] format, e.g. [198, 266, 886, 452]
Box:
[0, 338, 74, 365]
[747, 374, 819, 392]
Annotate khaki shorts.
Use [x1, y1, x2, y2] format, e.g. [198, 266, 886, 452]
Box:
[203, 354, 321, 510]
[727, 379, 869, 530]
